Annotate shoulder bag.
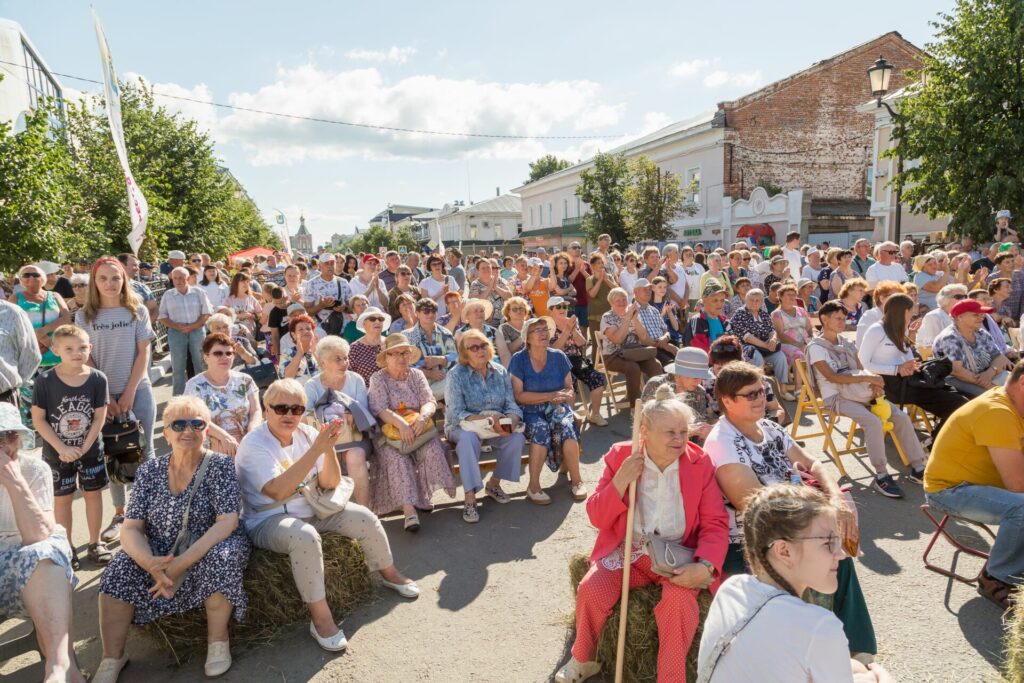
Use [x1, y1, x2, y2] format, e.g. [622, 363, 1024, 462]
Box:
[637, 497, 697, 578]
[373, 378, 438, 459]
[168, 452, 215, 588]
[103, 411, 146, 484]
[695, 586, 787, 683]
[806, 337, 876, 405]
[241, 361, 277, 389]
[323, 280, 347, 336]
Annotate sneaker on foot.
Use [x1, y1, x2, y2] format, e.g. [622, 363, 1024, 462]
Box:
[873, 474, 904, 498]
[570, 481, 588, 501]
[526, 488, 551, 505]
[907, 467, 926, 484]
[485, 482, 510, 504]
[586, 413, 608, 426]
[462, 504, 480, 523]
[101, 514, 125, 543]
[555, 658, 601, 683]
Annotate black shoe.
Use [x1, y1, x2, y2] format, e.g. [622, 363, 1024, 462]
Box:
[70, 548, 81, 571]
[873, 474, 904, 498]
[907, 467, 926, 484]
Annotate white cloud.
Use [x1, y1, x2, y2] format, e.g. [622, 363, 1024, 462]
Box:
[703, 69, 762, 89]
[669, 59, 710, 78]
[333, 180, 347, 188]
[345, 46, 417, 64]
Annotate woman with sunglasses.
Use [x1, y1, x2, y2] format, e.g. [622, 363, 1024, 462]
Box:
[916, 283, 967, 355]
[706, 335, 788, 425]
[184, 333, 263, 458]
[236, 379, 418, 655]
[348, 307, 390, 386]
[68, 274, 89, 317]
[548, 297, 607, 425]
[445, 330, 525, 523]
[496, 296, 530, 367]
[367, 335, 457, 531]
[0, 404, 84, 683]
[76, 257, 157, 545]
[95, 396, 251, 681]
[698, 486, 891, 683]
[703, 362, 878, 663]
[11, 264, 71, 371]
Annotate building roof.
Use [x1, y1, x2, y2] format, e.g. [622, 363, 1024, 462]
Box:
[453, 194, 521, 215]
[411, 208, 443, 221]
[295, 215, 310, 236]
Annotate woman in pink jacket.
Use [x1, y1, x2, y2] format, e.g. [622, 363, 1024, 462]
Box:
[556, 384, 730, 683]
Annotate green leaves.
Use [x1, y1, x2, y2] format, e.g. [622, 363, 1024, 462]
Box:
[891, 0, 1024, 241]
[346, 225, 418, 255]
[524, 154, 572, 184]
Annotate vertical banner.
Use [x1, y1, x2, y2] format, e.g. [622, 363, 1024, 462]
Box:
[436, 222, 445, 255]
[92, 8, 148, 256]
[273, 208, 291, 254]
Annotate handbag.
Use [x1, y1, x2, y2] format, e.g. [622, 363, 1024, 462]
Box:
[240, 361, 277, 389]
[569, 352, 595, 375]
[103, 412, 145, 485]
[322, 280, 347, 336]
[374, 380, 439, 459]
[458, 411, 525, 440]
[637, 500, 697, 578]
[907, 357, 952, 390]
[168, 452, 214, 588]
[254, 472, 355, 520]
[807, 337, 877, 405]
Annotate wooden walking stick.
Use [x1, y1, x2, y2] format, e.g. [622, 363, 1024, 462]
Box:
[614, 399, 643, 683]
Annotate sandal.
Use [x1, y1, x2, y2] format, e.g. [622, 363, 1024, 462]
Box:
[978, 571, 1015, 610]
[87, 542, 113, 565]
[404, 513, 421, 533]
[70, 548, 81, 571]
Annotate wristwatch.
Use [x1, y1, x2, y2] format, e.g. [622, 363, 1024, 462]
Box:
[698, 558, 716, 578]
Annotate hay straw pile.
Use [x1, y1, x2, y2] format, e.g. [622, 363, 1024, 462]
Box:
[143, 533, 374, 659]
[568, 553, 712, 683]
[1006, 598, 1024, 682]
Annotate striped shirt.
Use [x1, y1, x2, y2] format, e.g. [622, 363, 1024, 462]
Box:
[75, 305, 156, 395]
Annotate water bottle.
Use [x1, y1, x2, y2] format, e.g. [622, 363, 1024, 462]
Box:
[789, 465, 803, 486]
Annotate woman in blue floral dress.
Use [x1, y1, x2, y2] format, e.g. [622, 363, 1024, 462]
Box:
[95, 396, 250, 681]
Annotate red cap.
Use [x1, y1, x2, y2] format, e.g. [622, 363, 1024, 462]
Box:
[361, 254, 380, 265]
[950, 299, 994, 317]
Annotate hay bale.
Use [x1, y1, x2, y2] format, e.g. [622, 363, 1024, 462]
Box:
[1006, 598, 1024, 683]
[568, 553, 713, 683]
[143, 532, 374, 658]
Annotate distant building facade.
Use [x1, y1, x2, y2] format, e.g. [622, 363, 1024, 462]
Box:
[435, 194, 522, 256]
[0, 18, 64, 131]
[290, 214, 313, 253]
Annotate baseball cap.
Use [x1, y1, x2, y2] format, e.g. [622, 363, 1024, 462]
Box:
[702, 280, 726, 297]
[950, 299, 994, 317]
[633, 278, 652, 289]
[168, 250, 186, 260]
[361, 254, 380, 265]
[139, 262, 153, 270]
[286, 303, 306, 317]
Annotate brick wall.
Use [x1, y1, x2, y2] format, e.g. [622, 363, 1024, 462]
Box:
[721, 32, 924, 201]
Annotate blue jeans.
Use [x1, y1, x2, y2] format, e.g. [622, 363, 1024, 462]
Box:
[109, 381, 156, 509]
[447, 427, 524, 494]
[750, 348, 789, 384]
[167, 327, 206, 395]
[927, 483, 1024, 585]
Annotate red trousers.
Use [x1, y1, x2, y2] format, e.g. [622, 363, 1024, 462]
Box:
[572, 554, 700, 683]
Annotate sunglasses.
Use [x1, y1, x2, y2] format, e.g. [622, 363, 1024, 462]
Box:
[883, 250, 899, 255]
[365, 316, 385, 323]
[191, 259, 202, 264]
[418, 308, 438, 314]
[550, 304, 570, 311]
[952, 294, 968, 300]
[20, 272, 42, 279]
[734, 387, 766, 401]
[169, 418, 207, 432]
[209, 350, 234, 358]
[466, 343, 487, 353]
[268, 404, 305, 416]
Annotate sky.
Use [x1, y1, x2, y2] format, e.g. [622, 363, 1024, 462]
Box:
[3, 0, 953, 248]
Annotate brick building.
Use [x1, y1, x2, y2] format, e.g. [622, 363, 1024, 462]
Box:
[516, 31, 925, 250]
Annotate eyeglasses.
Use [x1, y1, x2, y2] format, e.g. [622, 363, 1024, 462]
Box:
[365, 316, 385, 323]
[733, 387, 766, 401]
[570, 246, 582, 251]
[550, 304, 570, 311]
[209, 350, 235, 358]
[20, 273, 41, 279]
[742, 257, 751, 261]
[418, 309, 437, 315]
[770, 532, 844, 555]
[191, 259, 202, 264]
[951, 294, 968, 300]
[466, 343, 487, 353]
[169, 418, 207, 432]
[72, 283, 88, 289]
[268, 404, 305, 416]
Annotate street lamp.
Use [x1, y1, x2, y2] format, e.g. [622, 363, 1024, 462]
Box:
[867, 54, 903, 242]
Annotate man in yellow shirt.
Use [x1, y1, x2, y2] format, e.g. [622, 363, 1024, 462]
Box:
[924, 360, 1024, 608]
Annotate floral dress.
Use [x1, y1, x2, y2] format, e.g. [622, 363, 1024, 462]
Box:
[366, 368, 457, 514]
[509, 349, 580, 470]
[349, 339, 384, 386]
[727, 307, 776, 362]
[99, 453, 251, 624]
[184, 371, 258, 443]
[551, 328, 606, 391]
[770, 306, 810, 365]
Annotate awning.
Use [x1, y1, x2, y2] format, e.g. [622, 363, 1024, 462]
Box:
[229, 246, 275, 261]
[736, 223, 776, 239]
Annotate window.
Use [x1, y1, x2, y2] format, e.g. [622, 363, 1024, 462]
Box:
[530, 206, 535, 227]
[563, 198, 569, 221]
[469, 226, 478, 239]
[495, 223, 504, 238]
[547, 203, 553, 225]
[22, 40, 63, 114]
[684, 167, 701, 205]
[866, 165, 874, 199]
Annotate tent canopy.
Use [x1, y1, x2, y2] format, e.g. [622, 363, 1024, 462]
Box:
[228, 246, 274, 262]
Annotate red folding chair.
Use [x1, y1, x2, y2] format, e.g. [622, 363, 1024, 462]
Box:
[920, 504, 995, 585]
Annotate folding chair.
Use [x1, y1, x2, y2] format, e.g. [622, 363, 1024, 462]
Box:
[593, 331, 628, 411]
[903, 403, 935, 436]
[920, 504, 994, 585]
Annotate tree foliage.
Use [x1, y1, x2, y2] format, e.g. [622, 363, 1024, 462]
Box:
[0, 78, 280, 271]
[891, 0, 1024, 241]
[577, 152, 631, 245]
[524, 154, 572, 184]
[347, 225, 418, 255]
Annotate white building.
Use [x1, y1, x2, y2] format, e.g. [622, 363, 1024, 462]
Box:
[0, 18, 63, 131]
[435, 194, 522, 255]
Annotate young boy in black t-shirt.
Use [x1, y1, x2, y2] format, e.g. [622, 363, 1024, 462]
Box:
[31, 324, 109, 569]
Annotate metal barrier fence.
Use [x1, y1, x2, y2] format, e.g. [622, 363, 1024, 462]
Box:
[146, 278, 170, 358]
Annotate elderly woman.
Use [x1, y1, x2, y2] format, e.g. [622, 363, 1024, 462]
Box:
[933, 299, 1013, 398]
[913, 253, 950, 311]
[445, 330, 525, 523]
[469, 258, 513, 326]
[728, 288, 794, 400]
[405, 297, 457, 400]
[184, 333, 263, 457]
[510, 317, 585, 504]
[838, 277, 868, 327]
[599, 287, 663, 404]
[303, 336, 372, 507]
[96, 396, 250, 681]
[496, 296, 529, 367]
[699, 252, 734, 298]
[455, 299, 497, 344]
[348, 307, 390, 385]
[206, 313, 259, 366]
[549, 296, 607, 425]
[771, 283, 812, 396]
[340, 294, 369, 343]
[829, 249, 856, 300]
[11, 263, 71, 370]
[917, 283, 967, 353]
[0, 404, 83, 683]
[368, 334, 457, 531]
[68, 273, 89, 316]
[703, 362, 877, 662]
[388, 293, 417, 334]
[280, 314, 320, 384]
[236, 380, 417, 655]
[762, 255, 789, 291]
[555, 385, 729, 683]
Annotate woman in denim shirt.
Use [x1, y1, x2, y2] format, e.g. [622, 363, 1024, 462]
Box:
[444, 330, 525, 524]
[406, 298, 458, 400]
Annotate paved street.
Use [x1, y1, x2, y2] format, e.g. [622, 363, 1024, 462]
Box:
[0, 376, 1007, 683]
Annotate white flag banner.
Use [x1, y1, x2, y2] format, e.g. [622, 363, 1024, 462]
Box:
[92, 9, 148, 256]
[273, 208, 291, 254]
[436, 222, 445, 255]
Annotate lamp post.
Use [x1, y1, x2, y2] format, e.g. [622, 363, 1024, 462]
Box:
[868, 55, 903, 242]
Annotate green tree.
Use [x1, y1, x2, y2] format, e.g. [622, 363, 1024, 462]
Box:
[891, 0, 1024, 241]
[577, 152, 630, 245]
[347, 225, 418, 255]
[524, 154, 572, 184]
[624, 155, 696, 243]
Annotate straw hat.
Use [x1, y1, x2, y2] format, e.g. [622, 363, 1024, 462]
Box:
[376, 333, 422, 367]
[463, 298, 494, 321]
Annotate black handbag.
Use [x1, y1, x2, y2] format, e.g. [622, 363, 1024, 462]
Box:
[241, 362, 277, 389]
[103, 412, 145, 484]
[569, 353, 595, 375]
[909, 357, 952, 390]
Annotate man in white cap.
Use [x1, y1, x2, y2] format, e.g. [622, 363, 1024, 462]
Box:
[160, 250, 186, 277]
[640, 346, 716, 442]
[996, 209, 1018, 243]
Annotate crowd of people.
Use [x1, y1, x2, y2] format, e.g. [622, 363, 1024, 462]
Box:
[1, 210, 1022, 682]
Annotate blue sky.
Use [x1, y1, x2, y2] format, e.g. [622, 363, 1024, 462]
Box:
[4, 0, 952, 247]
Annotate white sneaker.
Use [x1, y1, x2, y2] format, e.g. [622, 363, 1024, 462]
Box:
[570, 481, 589, 501]
[309, 621, 348, 652]
[555, 658, 601, 683]
[92, 656, 128, 683]
[526, 488, 551, 505]
[204, 640, 231, 678]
